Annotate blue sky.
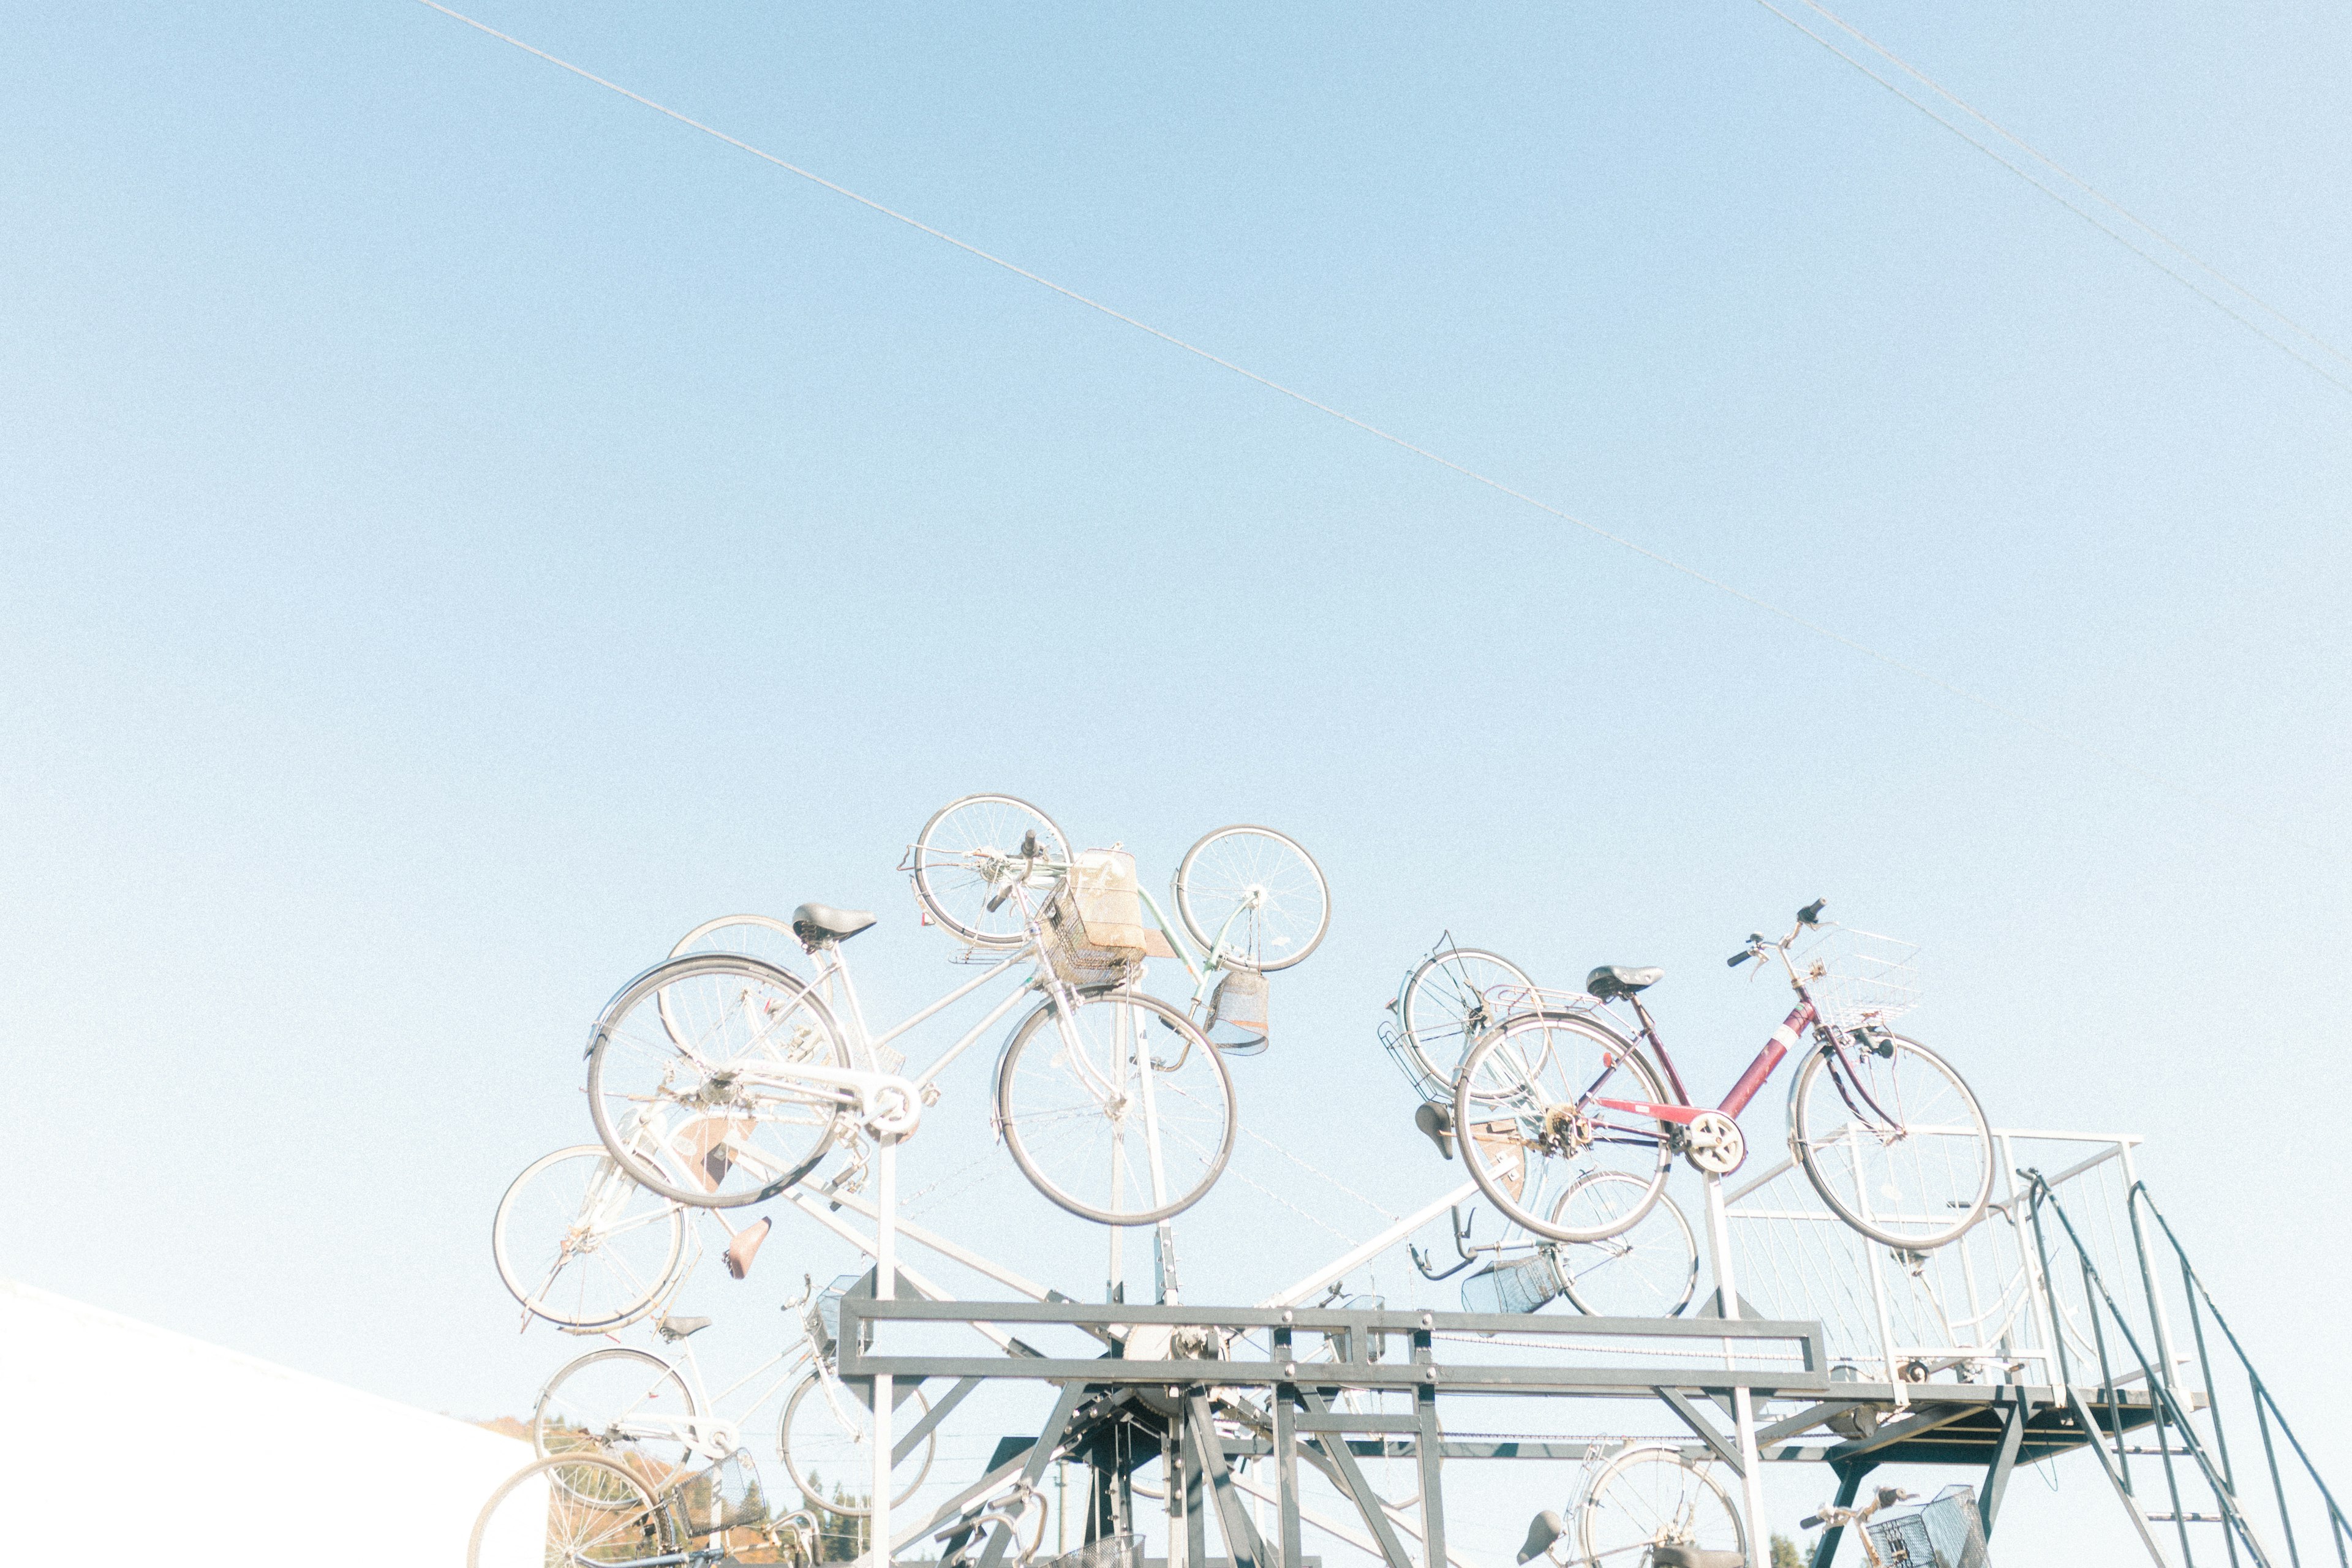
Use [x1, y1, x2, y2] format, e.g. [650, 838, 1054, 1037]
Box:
[4, 2, 2348, 1559]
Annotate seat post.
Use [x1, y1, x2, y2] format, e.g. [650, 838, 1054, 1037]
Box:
[1622, 993, 1690, 1104]
[821, 943, 874, 1050]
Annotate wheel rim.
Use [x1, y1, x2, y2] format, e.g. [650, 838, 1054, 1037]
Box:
[998, 990, 1235, 1224]
[1793, 1035, 1992, 1248]
[911, 794, 1070, 948]
[1174, 826, 1329, 971]
[589, 955, 847, 1208]
[662, 916, 804, 1044]
[1400, 948, 1535, 1087]
[471, 1455, 674, 1568]
[1577, 1446, 1744, 1562]
[1455, 1014, 1672, 1243]
[778, 1374, 935, 1515]
[494, 1147, 685, 1331]
[1552, 1173, 1699, 1317]
[534, 1349, 701, 1496]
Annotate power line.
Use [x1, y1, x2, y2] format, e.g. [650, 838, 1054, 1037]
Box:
[1749, 0, 2352, 400]
[407, 0, 2318, 853]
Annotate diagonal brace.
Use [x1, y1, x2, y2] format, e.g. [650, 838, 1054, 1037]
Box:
[1187, 1393, 1267, 1568]
[1654, 1388, 1744, 1476]
[977, 1382, 1091, 1568]
[1298, 1389, 1415, 1568]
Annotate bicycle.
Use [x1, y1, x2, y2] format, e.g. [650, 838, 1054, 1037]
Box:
[492, 1141, 784, 1334]
[1801, 1485, 1917, 1568]
[527, 1276, 938, 1525]
[583, 797, 1321, 1226]
[1381, 940, 1536, 1102]
[469, 1449, 704, 1568]
[1517, 1443, 1745, 1568]
[907, 794, 1330, 1053]
[1452, 900, 1994, 1251]
[1436, 1172, 1702, 1319]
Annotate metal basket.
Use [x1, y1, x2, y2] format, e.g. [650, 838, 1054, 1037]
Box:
[1044, 881, 1143, 989]
[1381, 985, 1616, 1106]
[1379, 1017, 1454, 1104]
[1041, 1534, 1142, 1568]
[1459, 1250, 1565, 1315]
[1866, 1484, 1989, 1568]
[668, 1447, 771, 1535]
[1792, 924, 1921, 1031]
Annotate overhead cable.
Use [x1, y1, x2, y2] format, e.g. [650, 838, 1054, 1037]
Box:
[1749, 0, 2352, 400]
[407, 0, 2316, 853]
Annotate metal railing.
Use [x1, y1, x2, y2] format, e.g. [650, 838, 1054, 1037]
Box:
[2021, 1172, 2350, 1568]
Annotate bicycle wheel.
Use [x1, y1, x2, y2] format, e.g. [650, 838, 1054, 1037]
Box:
[1575, 1444, 1744, 1565]
[1550, 1173, 1699, 1317]
[911, 794, 1070, 948]
[587, 953, 850, 1209]
[1397, 947, 1535, 1090]
[535, 1348, 701, 1491]
[493, 1146, 687, 1332]
[470, 1452, 679, 1568]
[1790, 1033, 1992, 1250]
[777, 1371, 935, 1516]
[1172, 825, 1329, 971]
[1452, 1011, 1673, 1243]
[996, 987, 1236, 1225]
[663, 915, 803, 1044]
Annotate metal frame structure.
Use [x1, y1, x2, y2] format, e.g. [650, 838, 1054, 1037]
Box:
[609, 1114, 2337, 1568]
[842, 1296, 1826, 1568]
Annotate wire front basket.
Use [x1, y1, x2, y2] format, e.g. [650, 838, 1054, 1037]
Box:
[1042, 869, 1145, 989]
[1792, 924, 1922, 1031]
[1866, 1484, 1989, 1568]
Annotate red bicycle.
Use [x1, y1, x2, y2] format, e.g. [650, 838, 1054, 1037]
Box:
[1450, 900, 1994, 1251]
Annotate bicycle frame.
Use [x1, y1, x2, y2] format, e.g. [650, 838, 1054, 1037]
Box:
[589, 1336, 817, 1468]
[1568, 918, 1904, 1146]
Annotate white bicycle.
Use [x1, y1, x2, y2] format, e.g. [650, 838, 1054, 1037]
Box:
[523, 1278, 935, 1520]
[584, 797, 1324, 1226]
[1520, 1444, 1746, 1568]
[492, 1139, 788, 1334]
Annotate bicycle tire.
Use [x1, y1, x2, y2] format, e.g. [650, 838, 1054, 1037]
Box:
[469, 1452, 678, 1568]
[587, 952, 851, 1209]
[533, 1346, 702, 1489]
[1575, 1444, 1744, 1564]
[492, 1145, 687, 1332]
[1397, 946, 1534, 1091]
[1452, 1010, 1673, 1243]
[1172, 824, 1330, 971]
[1789, 1032, 1993, 1250]
[996, 986, 1236, 1226]
[662, 914, 804, 1044]
[776, 1371, 935, 1516]
[1552, 1172, 1700, 1317]
[911, 794, 1071, 948]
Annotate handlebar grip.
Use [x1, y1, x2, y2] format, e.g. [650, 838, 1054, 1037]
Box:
[1800, 1515, 1822, 1531]
[1727, 950, 1754, 967]
[1798, 897, 1827, 925]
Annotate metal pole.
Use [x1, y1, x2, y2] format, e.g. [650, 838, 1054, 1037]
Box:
[1701, 1169, 1768, 1566]
[2121, 1148, 2183, 1400]
[870, 1131, 897, 1568]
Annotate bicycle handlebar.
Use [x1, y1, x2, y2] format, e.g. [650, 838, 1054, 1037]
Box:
[1798, 897, 1828, 925]
[1727, 949, 1754, 967]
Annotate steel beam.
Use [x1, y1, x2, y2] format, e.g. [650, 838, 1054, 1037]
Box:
[977, 1382, 1090, 1568]
[1980, 1390, 2027, 1539]
[1806, 1460, 1873, 1568]
[1188, 1393, 1267, 1568]
[1297, 1389, 1415, 1568]
[1655, 1388, 1745, 1476]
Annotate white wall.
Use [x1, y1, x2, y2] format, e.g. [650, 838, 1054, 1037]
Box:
[0, 1276, 529, 1564]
